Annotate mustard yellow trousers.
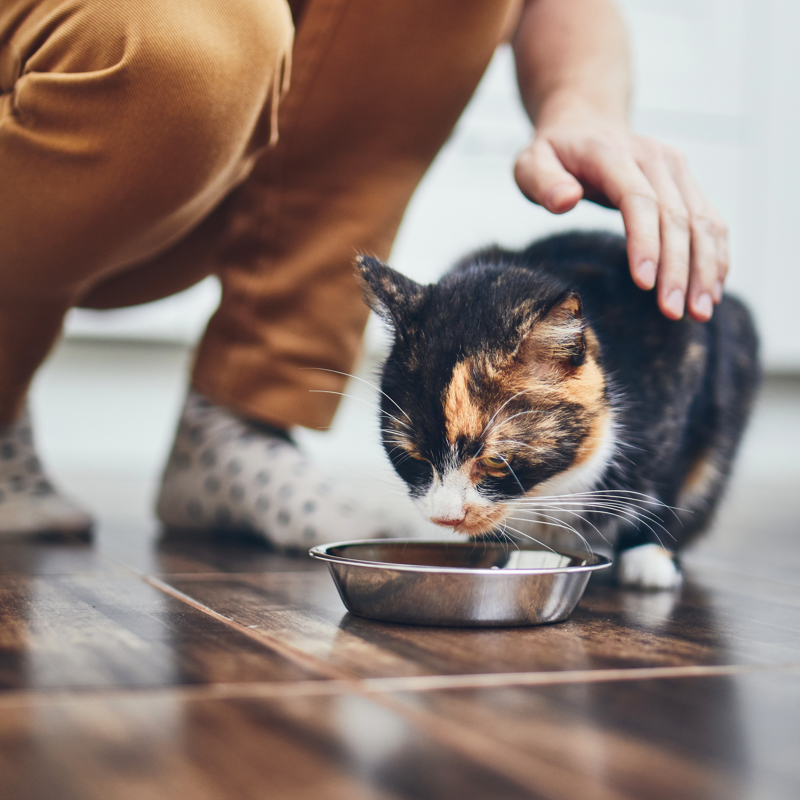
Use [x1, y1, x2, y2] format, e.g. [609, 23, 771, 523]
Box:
[0, 0, 515, 427]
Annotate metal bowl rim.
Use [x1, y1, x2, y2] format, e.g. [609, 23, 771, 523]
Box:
[309, 538, 612, 575]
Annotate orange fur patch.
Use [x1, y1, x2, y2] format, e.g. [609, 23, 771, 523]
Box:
[444, 360, 486, 444]
[518, 294, 584, 370]
[680, 450, 720, 499]
[496, 327, 608, 467]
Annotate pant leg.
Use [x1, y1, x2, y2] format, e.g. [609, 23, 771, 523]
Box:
[187, 0, 517, 430]
[0, 0, 293, 421]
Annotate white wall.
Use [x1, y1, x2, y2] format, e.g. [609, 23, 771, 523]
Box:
[66, 0, 800, 370]
[623, 0, 800, 371]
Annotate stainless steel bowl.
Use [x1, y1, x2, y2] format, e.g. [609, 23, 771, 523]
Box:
[309, 539, 612, 627]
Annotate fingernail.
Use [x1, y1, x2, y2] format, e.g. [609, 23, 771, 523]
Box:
[695, 293, 713, 319]
[547, 183, 576, 209]
[665, 289, 685, 318]
[713, 281, 723, 303]
[638, 260, 657, 289]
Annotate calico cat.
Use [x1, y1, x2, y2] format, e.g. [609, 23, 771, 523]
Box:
[357, 231, 759, 589]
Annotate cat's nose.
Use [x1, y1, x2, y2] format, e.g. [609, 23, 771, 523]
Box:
[431, 516, 465, 528]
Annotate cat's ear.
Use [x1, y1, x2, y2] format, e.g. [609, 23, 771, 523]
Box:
[520, 292, 586, 369]
[356, 255, 424, 328]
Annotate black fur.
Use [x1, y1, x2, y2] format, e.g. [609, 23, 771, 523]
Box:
[359, 232, 760, 555]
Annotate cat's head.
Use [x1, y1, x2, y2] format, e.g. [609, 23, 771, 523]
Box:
[357, 253, 615, 537]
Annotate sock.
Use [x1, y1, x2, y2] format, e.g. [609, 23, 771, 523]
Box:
[156, 391, 409, 549]
[0, 410, 94, 536]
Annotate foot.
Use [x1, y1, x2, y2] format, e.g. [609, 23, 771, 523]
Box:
[156, 391, 408, 549]
[0, 410, 94, 536]
[618, 543, 683, 590]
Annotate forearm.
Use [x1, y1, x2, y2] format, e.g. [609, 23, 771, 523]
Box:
[512, 0, 631, 128]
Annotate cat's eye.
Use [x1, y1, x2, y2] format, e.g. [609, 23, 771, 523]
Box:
[479, 454, 507, 470]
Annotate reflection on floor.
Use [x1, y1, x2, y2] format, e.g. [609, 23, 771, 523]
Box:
[0, 340, 797, 798]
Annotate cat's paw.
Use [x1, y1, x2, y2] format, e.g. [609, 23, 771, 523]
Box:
[618, 544, 682, 591]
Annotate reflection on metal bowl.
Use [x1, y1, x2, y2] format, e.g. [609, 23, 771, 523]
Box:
[309, 539, 612, 628]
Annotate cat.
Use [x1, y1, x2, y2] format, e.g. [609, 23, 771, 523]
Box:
[357, 231, 760, 590]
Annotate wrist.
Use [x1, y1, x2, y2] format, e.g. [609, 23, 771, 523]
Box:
[533, 87, 630, 133]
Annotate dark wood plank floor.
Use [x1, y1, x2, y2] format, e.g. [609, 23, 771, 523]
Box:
[1, 379, 799, 799]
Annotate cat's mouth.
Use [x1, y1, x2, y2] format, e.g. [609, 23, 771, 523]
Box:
[429, 507, 509, 538]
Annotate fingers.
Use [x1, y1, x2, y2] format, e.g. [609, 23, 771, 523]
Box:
[636, 144, 727, 321]
[556, 133, 726, 321]
[519, 129, 728, 322]
[514, 139, 583, 214]
[667, 149, 729, 313]
[615, 191, 661, 292]
[575, 142, 663, 294]
[635, 146, 694, 319]
[576, 140, 720, 320]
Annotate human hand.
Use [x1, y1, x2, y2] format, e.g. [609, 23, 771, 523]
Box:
[514, 116, 728, 322]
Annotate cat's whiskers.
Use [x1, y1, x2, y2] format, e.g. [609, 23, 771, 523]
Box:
[493, 522, 515, 554]
[509, 507, 610, 546]
[513, 499, 676, 545]
[489, 408, 549, 435]
[498, 455, 526, 494]
[499, 521, 521, 553]
[503, 483, 681, 524]
[381, 430, 412, 448]
[309, 389, 412, 432]
[303, 367, 414, 428]
[515, 496, 668, 523]
[559, 489, 686, 525]
[386, 449, 412, 464]
[518, 504, 671, 542]
[515, 495, 673, 528]
[607, 437, 648, 454]
[491, 439, 548, 457]
[503, 514, 593, 556]
[495, 520, 560, 555]
[364, 477, 419, 498]
[481, 389, 536, 439]
[383, 433, 409, 446]
[522, 488, 685, 514]
[513, 500, 612, 537]
[382, 438, 411, 451]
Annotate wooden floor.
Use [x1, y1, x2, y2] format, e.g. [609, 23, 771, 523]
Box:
[2, 379, 800, 799]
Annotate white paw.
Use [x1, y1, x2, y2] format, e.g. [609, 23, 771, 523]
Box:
[618, 544, 682, 590]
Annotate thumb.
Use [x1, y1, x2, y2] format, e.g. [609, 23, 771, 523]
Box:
[514, 138, 583, 213]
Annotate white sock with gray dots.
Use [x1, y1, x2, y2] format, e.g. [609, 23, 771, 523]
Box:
[156, 391, 403, 548]
[0, 410, 94, 536]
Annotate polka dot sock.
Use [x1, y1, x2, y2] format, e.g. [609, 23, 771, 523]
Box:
[0, 410, 94, 536]
[156, 391, 405, 549]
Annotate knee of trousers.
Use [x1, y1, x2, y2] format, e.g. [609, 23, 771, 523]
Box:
[117, 0, 294, 171]
[97, 0, 294, 209]
[1, 0, 294, 284]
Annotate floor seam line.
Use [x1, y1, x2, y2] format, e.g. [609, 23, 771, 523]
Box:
[356, 662, 800, 692]
[148, 570, 322, 580]
[142, 574, 360, 684]
[3, 661, 799, 708]
[0, 680, 357, 708]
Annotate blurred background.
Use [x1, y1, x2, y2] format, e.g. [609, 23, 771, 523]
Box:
[30, 0, 800, 552]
